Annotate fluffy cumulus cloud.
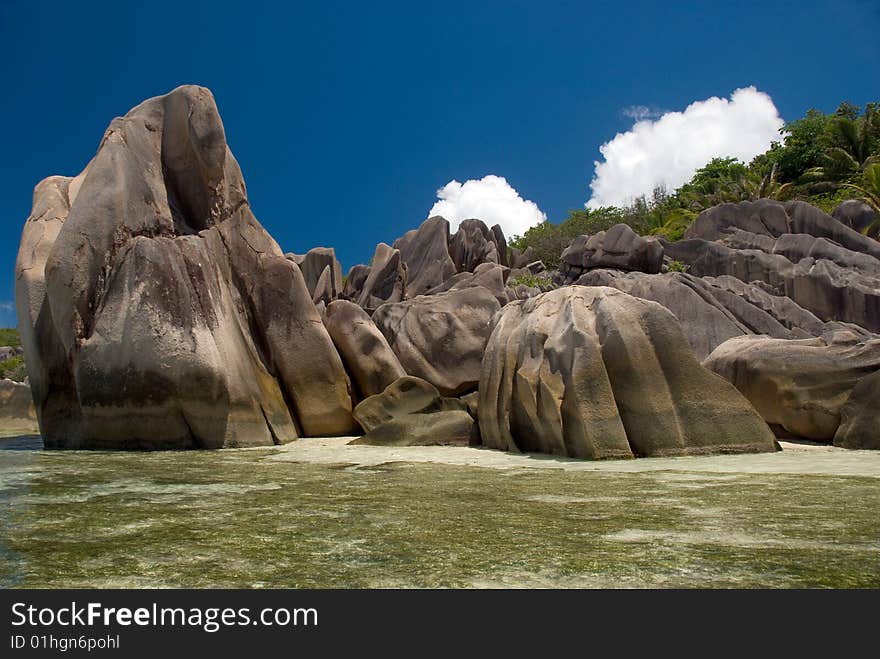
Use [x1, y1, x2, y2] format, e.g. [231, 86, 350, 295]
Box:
[587, 87, 784, 208]
[428, 175, 546, 238]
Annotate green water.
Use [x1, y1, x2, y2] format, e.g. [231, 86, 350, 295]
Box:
[1, 435, 878, 588]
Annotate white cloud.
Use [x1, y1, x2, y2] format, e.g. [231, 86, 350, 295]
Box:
[587, 87, 784, 208]
[428, 175, 547, 238]
[622, 105, 663, 121]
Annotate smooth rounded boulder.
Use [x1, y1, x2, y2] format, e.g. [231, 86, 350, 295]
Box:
[323, 300, 406, 399]
[478, 286, 777, 459]
[372, 286, 501, 396]
[704, 332, 880, 443]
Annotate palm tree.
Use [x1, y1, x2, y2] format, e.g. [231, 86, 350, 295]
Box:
[841, 163, 880, 237]
[738, 163, 794, 201]
[805, 107, 879, 182]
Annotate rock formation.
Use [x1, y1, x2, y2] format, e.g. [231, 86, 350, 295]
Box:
[704, 332, 880, 446]
[372, 286, 501, 396]
[287, 247, 344, 303]
[350, 376, 476, 446]
[323, 300, 406, 399]
[666, 200, 880, 332]
[15, 85, 358, 448]
[479, 286, 777, 459]
[557, 223, 664, 284]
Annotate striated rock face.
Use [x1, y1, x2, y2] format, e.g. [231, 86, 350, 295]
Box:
[667, 200, 880, 332]
[350, 375, 476, 446]
[372, 286, 501, 396]
[478, 286, 777, 459]
[704, 333, 880, 446]
[15, 85, 358, 448]
[323, 300, 405, 399]
[576, 269, 870, 359]
[557, 224, 664, 284]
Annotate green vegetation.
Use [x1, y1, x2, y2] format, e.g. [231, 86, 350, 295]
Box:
[0, 354, 26, 382]
[0, 328, 21, 348]
[510, 101, 880, 266]
[667, 260, 688, 273]
[508, 273, 554, 289]
[0, 328, 26, 382]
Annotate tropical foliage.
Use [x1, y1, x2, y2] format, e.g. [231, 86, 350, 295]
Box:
[510, 101, 880, 266]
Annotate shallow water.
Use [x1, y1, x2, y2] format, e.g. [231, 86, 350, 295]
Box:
[1, 435, 879, 588]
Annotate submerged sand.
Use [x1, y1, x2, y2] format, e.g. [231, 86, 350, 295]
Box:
[269, 436, 880, 478]
[2, 433, 878, 588]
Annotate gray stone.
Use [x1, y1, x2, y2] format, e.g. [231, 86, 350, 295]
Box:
[372, 286, 501, 396]
[478, 286, 776, 459]
[704, 333, 880, 442]
[323, 300, 406, 400]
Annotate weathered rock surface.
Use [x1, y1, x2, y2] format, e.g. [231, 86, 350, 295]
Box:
[834, 370, 880, 449]
[286, 247, 344, 302]
[15, 85, 358, 448]
[575, 269, 872, 359]
[557, 224, 663, 284]
[323, 300, 406, 399]
[685, 199, 880, 259]
[667, 201, 880, 333]
[350, 410, 476, 446]
[449, 219, 507, 272]
[350, 376, 476, 446]
[393, 216, 457, 298]
[372, 286, 501, 396]
[833, 199, 878, 238]
[355, 243, 407, 312]
[0, 378, 37, 424]
[704, 333, 880, 443]
[576, 270, 793, 359]
[478, 286, 776, 459]
[424, 262, 511, 307]
[341, 264, 370, 301]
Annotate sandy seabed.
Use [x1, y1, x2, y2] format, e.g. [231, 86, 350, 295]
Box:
[269, 436, 880, 478]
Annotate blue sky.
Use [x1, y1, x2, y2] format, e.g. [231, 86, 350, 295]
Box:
[1, 0, 878, 327]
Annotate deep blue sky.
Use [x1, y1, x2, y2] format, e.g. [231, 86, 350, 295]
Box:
[1, 0, 878, 326]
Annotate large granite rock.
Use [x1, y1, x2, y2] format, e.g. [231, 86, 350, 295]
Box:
[424, 262, 511, 307]
[704, 333, 880, 444]
[667, 233, 880, 333]
[449, 219, 507, 272]
[393, 216, 457, 298]
[576, 269, 870, 359]
[350, 375, 476, 446]
[372, 286, 501, 396]
[576, 270, 794, 359]
[478, 286, 776, 459]
[15, 85, 358, 448]
[557, 224, 664, 284]
[323, 300, 406, 399]
[834, 370, 880, 450]
[685, 199, 880, 260]
[833, 199, 878, 238]
[286, 247, 344, 302]
[356, 242, 407, 312]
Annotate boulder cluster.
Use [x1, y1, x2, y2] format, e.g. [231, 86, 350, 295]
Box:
[13, 86, 878, 454]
